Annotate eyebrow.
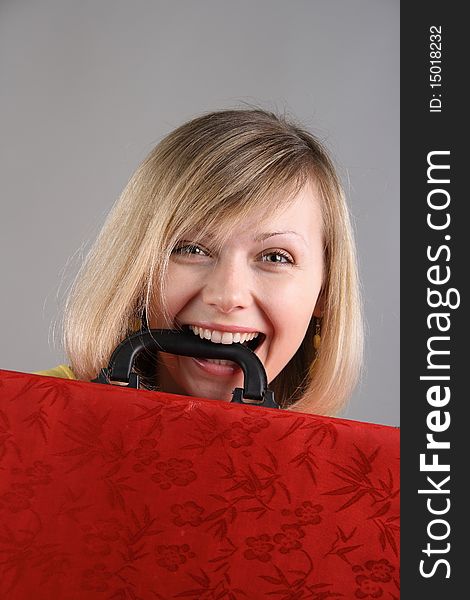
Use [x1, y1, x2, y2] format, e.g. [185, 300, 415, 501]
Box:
[254, 230, 306, 244]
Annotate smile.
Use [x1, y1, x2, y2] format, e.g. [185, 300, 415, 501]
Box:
[188, 325, 259, 344]
[185, 324, 265, 353]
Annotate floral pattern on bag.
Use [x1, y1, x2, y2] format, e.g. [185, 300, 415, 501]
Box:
[0, 369, 400, 599]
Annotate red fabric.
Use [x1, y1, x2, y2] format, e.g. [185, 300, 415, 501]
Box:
[0, 369, 400, 599]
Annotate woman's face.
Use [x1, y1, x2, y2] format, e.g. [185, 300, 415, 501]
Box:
[150, 180, 324, 402]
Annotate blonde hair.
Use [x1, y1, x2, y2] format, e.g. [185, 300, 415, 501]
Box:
[63, 108, 363, 415]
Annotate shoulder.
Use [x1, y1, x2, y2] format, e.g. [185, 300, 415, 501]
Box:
[33, 365, 76, 380]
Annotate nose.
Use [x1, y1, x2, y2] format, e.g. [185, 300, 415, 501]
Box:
[201, 256, 253, 314]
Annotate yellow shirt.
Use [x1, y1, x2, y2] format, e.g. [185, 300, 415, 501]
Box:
[34, 365, 76, 379]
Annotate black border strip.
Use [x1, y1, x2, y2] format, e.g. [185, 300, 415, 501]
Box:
[401, 2, 465, 595]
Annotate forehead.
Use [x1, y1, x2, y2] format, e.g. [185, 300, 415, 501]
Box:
[225, 180, 322, 245]
[186, 179, 323, 245]
[256, 182, 322, 233]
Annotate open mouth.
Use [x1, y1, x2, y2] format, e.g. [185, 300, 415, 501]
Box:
[184, 325, 265, 352]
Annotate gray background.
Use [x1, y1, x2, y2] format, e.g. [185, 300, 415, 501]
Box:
[0, 0, 399, 426]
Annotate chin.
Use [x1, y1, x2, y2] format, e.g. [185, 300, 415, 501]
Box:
[190, 386, 232, 402]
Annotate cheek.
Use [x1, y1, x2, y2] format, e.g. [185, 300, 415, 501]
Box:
[265, 273, 321, 369]
[150, 265, 200, 327]
[273, 299, 314, 346]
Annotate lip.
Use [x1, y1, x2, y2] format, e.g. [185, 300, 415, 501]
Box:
[183, 321, 262, 334]
[191, 356, 241, 376]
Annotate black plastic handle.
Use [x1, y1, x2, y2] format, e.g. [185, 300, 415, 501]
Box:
[93, 329, 278, 408]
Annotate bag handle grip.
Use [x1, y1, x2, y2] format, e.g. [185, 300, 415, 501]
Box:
[93, 329, 278, 409]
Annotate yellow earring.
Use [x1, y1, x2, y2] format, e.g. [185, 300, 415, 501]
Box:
[130, 309, 149, 333]
[130, 316, 142, 332]
[313, 318, 321, 350]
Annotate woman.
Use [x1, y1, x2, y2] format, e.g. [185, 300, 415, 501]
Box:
[39, 108, 363, 415]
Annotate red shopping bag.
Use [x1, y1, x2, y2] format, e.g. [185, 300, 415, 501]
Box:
[0, 332, 399, 599]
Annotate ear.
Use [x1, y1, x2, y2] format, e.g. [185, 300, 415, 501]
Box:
[313, 291, 324, 318]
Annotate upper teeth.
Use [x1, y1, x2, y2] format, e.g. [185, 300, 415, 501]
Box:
[188, 325, 259, 345]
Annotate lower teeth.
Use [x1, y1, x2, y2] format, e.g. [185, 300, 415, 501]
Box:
[205, 359, 236, 366]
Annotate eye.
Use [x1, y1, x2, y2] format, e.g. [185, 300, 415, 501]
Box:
[259, 249, 294, 265]
[172, 242, 210, 257]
